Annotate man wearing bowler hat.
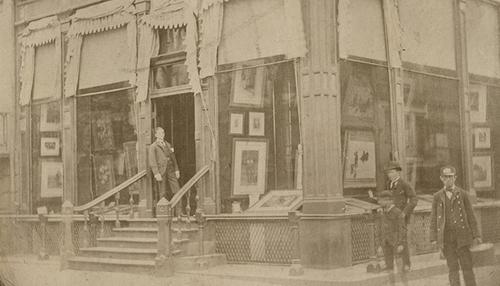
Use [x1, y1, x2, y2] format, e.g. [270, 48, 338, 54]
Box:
[384, 161, 418, 271]
[430, 166, 481, 286]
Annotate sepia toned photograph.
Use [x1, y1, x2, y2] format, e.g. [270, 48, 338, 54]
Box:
[1, 0, 500, 285]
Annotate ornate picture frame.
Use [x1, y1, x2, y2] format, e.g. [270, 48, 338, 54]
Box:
[248, 112, 265, 136]
[41, 161, 63, 198]
[40, 102, 61, 132]
[343, 130, 377, 188]
[229, 112, 244, 135]
[472, 153, 494, 191]
[473, 127, 491, 149]
[230, 66, 265, 108]
[231, 138, 268, 196]
[40, 137, 60, 157]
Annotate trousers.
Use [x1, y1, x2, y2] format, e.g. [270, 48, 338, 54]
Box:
[154, 171, 182, 216]
[443, 229, 476, 286]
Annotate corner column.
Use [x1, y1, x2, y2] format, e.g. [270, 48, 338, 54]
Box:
[298, 0, 351, 268]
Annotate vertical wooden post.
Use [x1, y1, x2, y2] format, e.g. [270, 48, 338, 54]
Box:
[155, 198, 174, 276]
[114, 193, 121, 228]
[60, 200, 74, 270]
[38, 214, 49, 260]
[288, 211, 303, 276]
[195, 204, 205, 256]
[82, 210, 89, 248]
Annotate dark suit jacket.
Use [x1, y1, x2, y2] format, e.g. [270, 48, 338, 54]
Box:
[381, 206, 407, 247]
[429, 186, 480, 249]
[386, 178, 418, 220]
[148, 140, 179, 177]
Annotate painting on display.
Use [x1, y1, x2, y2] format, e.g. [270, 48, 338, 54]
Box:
[231, 66, 265, 108]
[232, 139, 268, 196]
[40, 103, 61, 132]
[93, 154, 116, 196]
[41, 161, 63, 198]
[92, 112, 115, 151]
[229, 112, 244, 135]
[246, 190, 302, 214]
[248, 112, 265, 136]
[343, 130, 377, 188]
[469, 84, 487, 123]
[473, 127, 491, 149]
[40, 137, 60, 157]
[472, 154, 494, 191]
[342, 73, 374, 122]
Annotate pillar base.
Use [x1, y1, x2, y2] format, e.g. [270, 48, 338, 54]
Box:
[302, 198, 346, 214]
[299, 215, 352, 269]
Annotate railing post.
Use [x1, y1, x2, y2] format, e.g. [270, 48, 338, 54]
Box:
[82, 210, 90, 248]
[195, 205, 205, 256]
[288, 211, 303, 276]
[38, 213, 49, 260]
[129, 190, 135, 219]
[115, 193, 121, 228]
[61, 201, 74, 270]
[155, 198, 174, 276]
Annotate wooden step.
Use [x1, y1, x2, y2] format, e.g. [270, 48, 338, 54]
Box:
[68, 256, 155, 273]
[79, 246, 182, 260]
[97, 236, 189, 249]
[124, 217, 196, 228]
[112, 227, 199, 239]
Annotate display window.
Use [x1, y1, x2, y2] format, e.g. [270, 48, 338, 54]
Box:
[217, 60, 300, 212]
[76, 90, 138, 205]
[403, 72, 462, 193]
[340, 61, 392, 197]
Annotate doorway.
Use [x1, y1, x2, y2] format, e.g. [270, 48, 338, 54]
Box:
[152, 94, 196, 210]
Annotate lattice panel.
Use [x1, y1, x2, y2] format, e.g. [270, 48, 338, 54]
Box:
[410, 212, 437, 255]
[215, 220, 293, 264]
[480, 208, 500, 243]
[351, 215, 381, 263]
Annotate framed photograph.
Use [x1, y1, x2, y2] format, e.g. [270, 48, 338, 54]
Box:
[343, 130, 377, 188]
[229, 113, 244, 135]
[473, 127, 491, 149]
[230, 66, 265, 108]
[40, 137, 60, 157]
[40, 102, 61, 132]
[40, 161, 63, 198]
[232, 138, 268, 196]
[469, 84, 487, 123]
[93, 154, 116, 196]
[472, 154, 494, 191]
[248, 112, 265, 136]
[342, 73, 374, 122]
[246, 190, 302, 214]
[92, 111, 115, 151]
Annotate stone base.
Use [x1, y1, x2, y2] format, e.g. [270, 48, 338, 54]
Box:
[299, 215, 352, 269]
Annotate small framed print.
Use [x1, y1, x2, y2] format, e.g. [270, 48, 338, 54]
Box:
[40, 137, 60, 157]
[40, 102, 61, 132]
[473, 127, 491, 149]
[41, 161, 63, 198]
[472, 153, 494, 191]
[229, 112, 244, 135]
[248, 112, 265, 136]
[469, 84, 487, 123]
[230, 66, 265, 108]
[232, 138, 268, 196]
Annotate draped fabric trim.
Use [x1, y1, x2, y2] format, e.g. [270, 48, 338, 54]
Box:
[64, 36, 83, 98]
[337, 0, 352, 60]
[199, 1, 223, 79]
[384, 0, 403, 68]
[140, 1, 188, 29]
[68, 0, 135, 36]
[19, 16, 62, 105]
[136, 25, 159, 102]
[284, 0, 307, 59]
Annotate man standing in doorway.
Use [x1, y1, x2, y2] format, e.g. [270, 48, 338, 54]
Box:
[149, 127, 181, 212]
[430, 166, 481, 286]
[384, 161, 418, 271]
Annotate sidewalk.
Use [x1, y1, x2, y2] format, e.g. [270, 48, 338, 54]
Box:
[1, 247, 499, 286]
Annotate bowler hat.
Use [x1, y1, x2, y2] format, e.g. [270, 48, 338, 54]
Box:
[384, 161, 402, 172]
[440, 166, 456, 176]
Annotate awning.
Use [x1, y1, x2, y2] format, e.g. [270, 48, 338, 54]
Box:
[19, 16, 61, 106]
[136, 0, 201, 102]
[65, 0, 137, 97]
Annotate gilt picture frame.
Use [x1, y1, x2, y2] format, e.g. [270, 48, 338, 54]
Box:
[231, 138, 268, 196]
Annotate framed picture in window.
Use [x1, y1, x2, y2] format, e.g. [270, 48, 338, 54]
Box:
[40, 103, 61, 132]
[41, 161, 63, 198]
[473, 127, 491, 149]
[92, 112, 115, 151]
[469, 84, 487, 123]
[229, 112, 244, 135]
[343, 130, 377, 188]
[232, 138, 268, 196]
[248, 112, 265, 136]
[40, 137, 60, 157]
[230, 66, 265, 108]
[472, 153, 494, 191]
[342, 73, 374, 122]
[93, 154, 116, 196]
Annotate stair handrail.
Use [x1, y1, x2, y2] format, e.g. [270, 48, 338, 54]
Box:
[168, 165, 209, 209]
[74, 170, 147, 213]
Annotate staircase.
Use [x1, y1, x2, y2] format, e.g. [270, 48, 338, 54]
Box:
[67, 217, 226, 273]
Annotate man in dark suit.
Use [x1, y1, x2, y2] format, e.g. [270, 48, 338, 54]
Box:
[378, 190, 407, 272]
[430, 166, 481, 286]
[384, 161, 418, 271]
[148, 127, 180, 202]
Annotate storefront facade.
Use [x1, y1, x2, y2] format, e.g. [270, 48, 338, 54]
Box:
[5, 0, 500, 267]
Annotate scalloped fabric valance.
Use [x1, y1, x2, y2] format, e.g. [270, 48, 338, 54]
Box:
[140, 0, 188, 29]
[21, 16, 60, 48]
